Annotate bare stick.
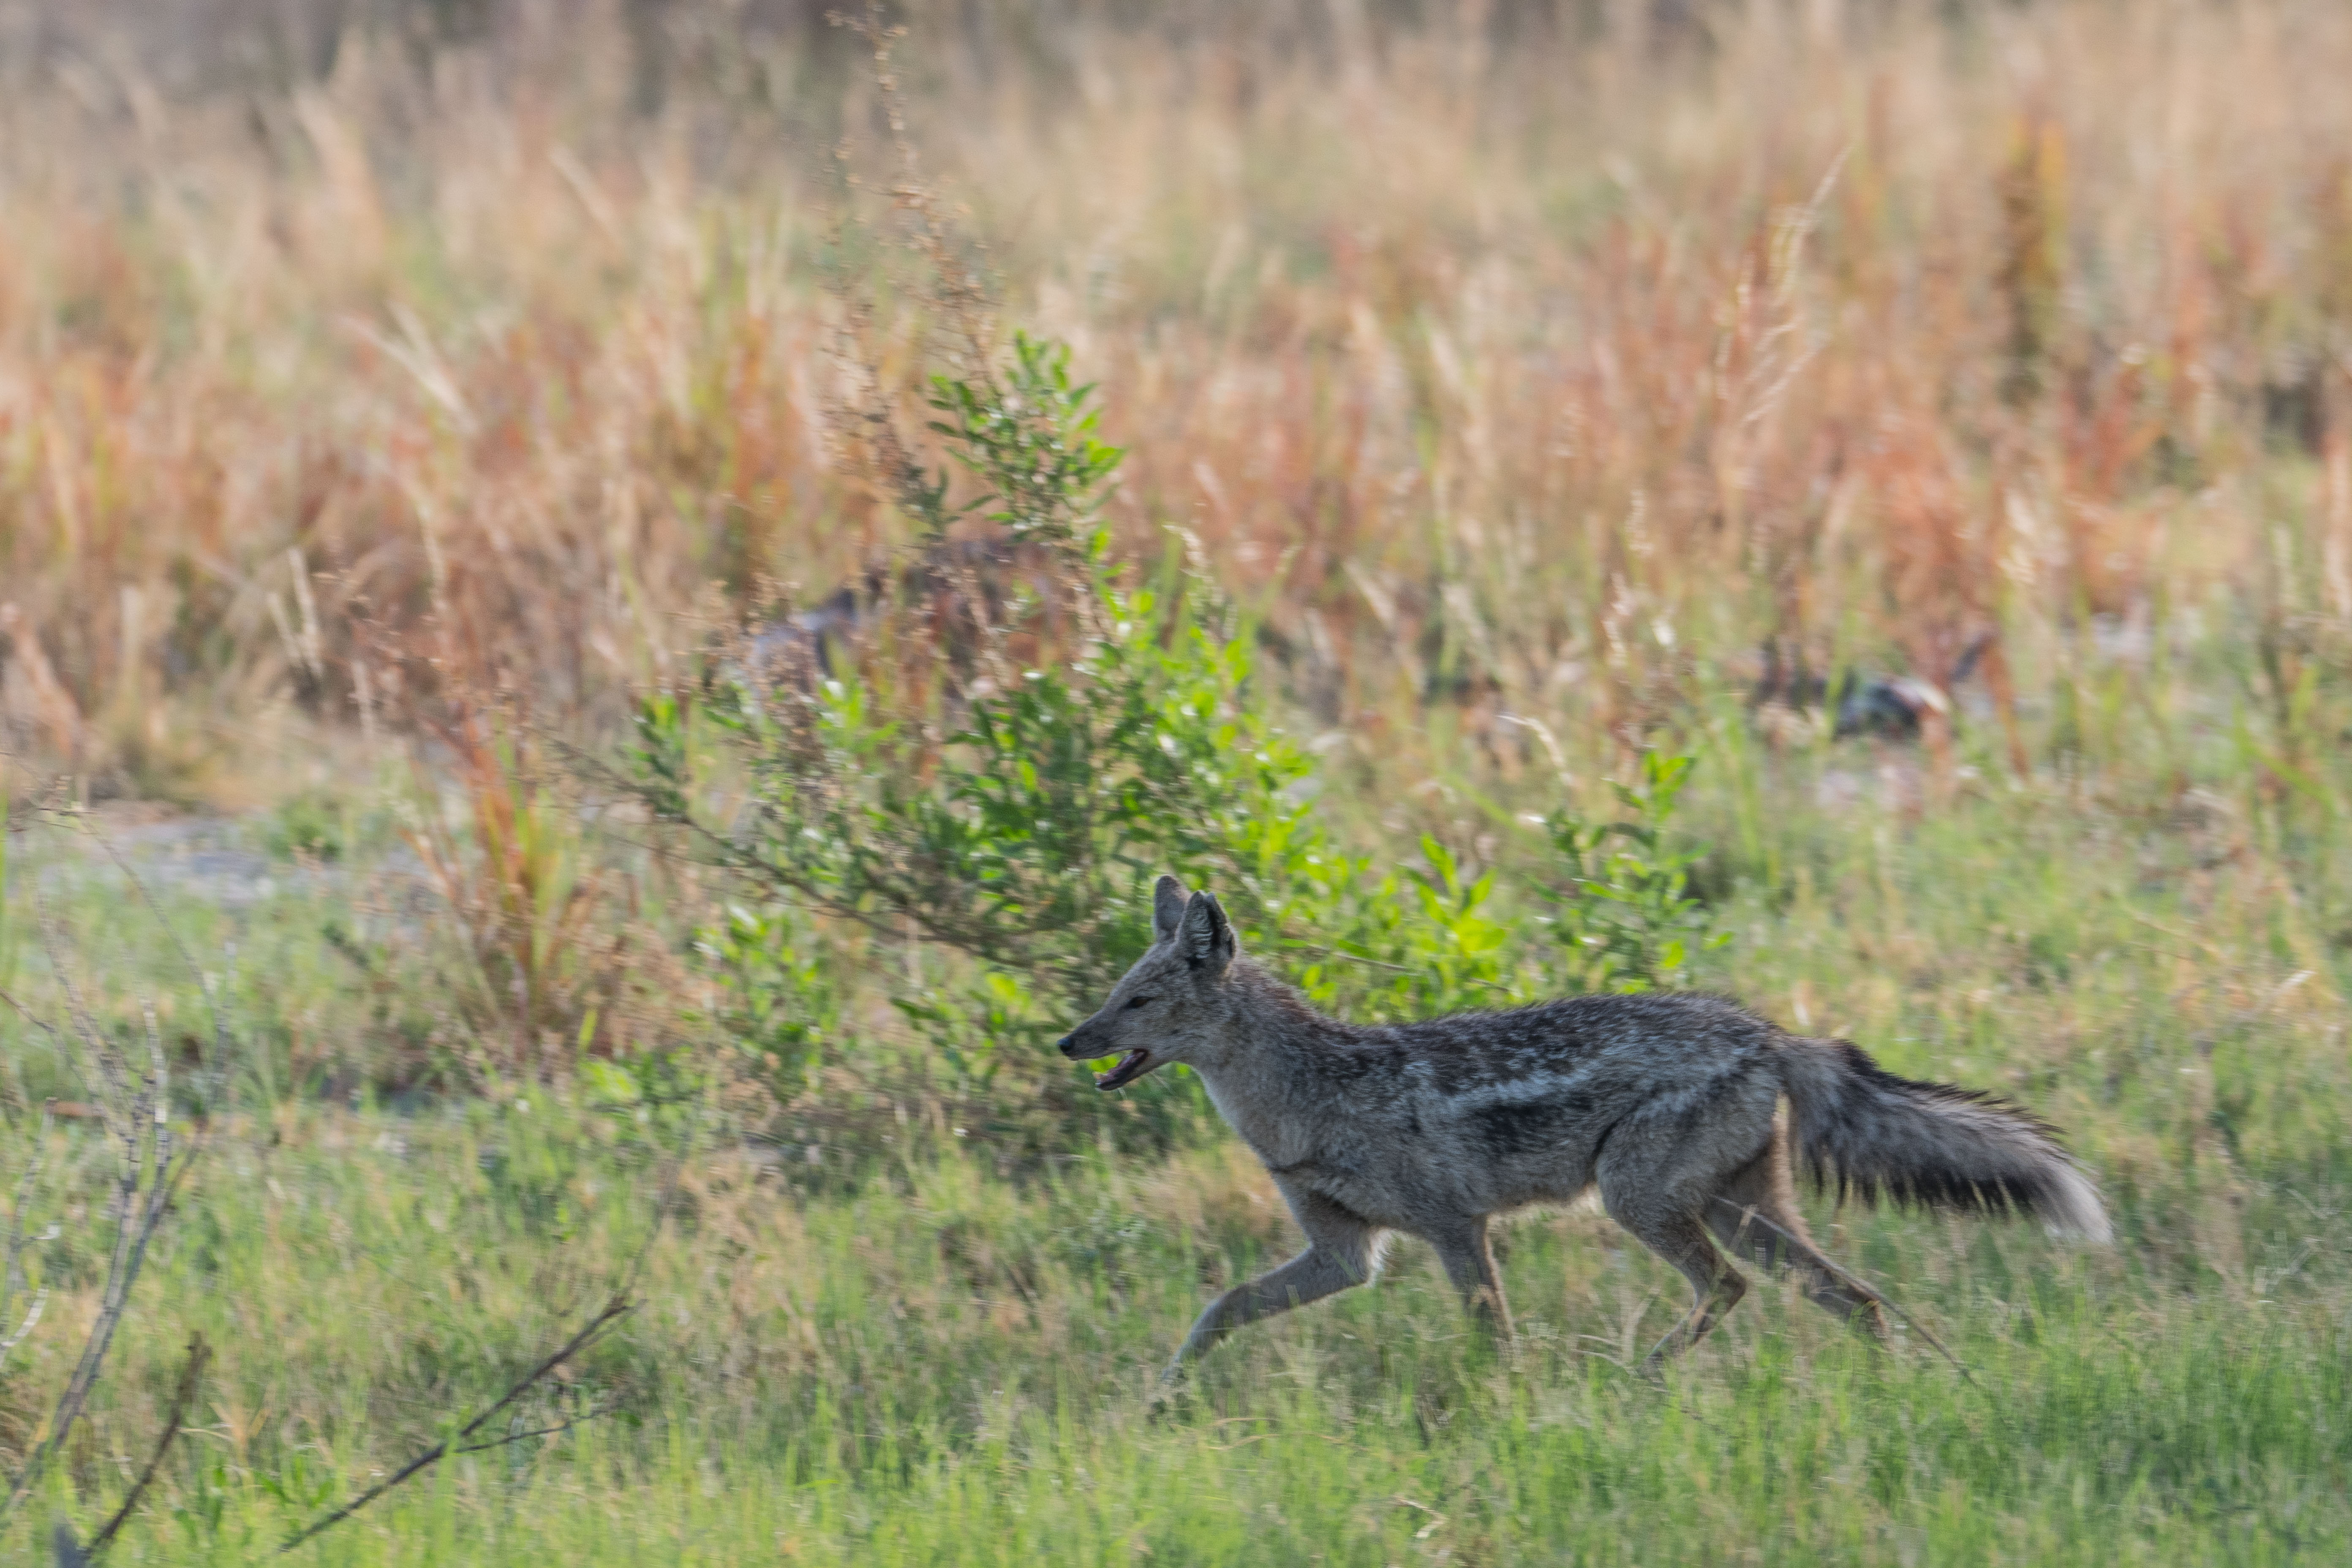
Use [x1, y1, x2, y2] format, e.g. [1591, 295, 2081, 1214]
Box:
[83, 1331, 210, 1558]
[33, 901, 131, 1141]
[278, 1130, 694, 1554]
[1709, 1196, 1979, 1389]
[1, 1143, 189, 1521]
[0, 815, 221, 1552]
[0, 989, 69, 1053]
[0, 1289, 45, 1367]
[451, 1405, 621, 1457]
[275, 1293, 636, 1554]
[0, 1105, 52, 1376]
[0, 1001, 198, 1527]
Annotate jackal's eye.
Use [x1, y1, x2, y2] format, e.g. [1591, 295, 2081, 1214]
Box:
[1124, 995, 1154, 1011]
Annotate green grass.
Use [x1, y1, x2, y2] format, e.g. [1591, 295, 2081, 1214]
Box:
[4, 762, 2350, 1563]
[6, 1109, 2345, 1565]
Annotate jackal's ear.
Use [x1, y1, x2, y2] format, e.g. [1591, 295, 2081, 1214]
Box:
[1180, 889, 1236, 975]
[1152, 875, 1190, 945]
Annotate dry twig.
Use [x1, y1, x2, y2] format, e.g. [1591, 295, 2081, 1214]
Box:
[0, 1105, 53, 1376]
[277, 1130, 694, 1554]
[273, 1294, 637, 1555]
[0, 980, 197, 1527]
[82, 1331, 211, 1560]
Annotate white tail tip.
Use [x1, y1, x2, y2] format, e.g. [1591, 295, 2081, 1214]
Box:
[2042, 1165, 2113, 1244]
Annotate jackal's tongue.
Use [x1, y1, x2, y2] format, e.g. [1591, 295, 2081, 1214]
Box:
[1095, 1048, 1152, 1091]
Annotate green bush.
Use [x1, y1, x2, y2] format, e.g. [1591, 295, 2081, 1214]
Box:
[623, 336, 1340, 1146]
[621, 336, 1729, 1151]
[697, 900, 846, 1095]
[1538, 750, 1729, 993]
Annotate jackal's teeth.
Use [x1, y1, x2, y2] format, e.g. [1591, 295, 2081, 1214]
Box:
[1095, 1048, 1152, 1090]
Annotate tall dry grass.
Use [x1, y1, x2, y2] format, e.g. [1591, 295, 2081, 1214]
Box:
[1, 0, 2349, 796]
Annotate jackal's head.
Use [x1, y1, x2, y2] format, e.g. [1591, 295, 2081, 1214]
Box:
[1056, 874, 1238, 1091]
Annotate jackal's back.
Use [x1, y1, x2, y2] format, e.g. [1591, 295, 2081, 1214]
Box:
[1326, 989, 1781, 1098]
[1271, 990, 1788, 1218]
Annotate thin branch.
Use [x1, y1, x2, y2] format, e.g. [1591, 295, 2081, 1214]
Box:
[0, 816, 224, 1553]
[0, 988, 70, 1053]
[1709, 1197, 1979, 1389]
[84, 1331, 210, 1558]
[1, 1006, 200, 1529]
[0, 1289, 46, 1366]
[451, 1405, 622, 1457]
[1, 1146, 191, 1522]
[278, 1127, 695, 1554]
[0, 1104, 52, 1375]
[33, 902, 131, 1143]
[275, 1294, 636, 1555]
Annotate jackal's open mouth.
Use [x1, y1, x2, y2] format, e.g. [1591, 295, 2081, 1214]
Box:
[1095, 1048, 1154, 1091]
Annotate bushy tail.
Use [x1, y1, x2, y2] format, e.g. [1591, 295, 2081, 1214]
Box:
[1777, 1039, 2111, 1241]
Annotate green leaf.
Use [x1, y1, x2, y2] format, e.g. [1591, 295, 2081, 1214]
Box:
[582, 1059, 641, 1105]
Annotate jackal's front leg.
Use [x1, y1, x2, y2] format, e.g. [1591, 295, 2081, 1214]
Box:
[1162, 1192, 1378, 1385]
[1162, 1241, 1371, 1382]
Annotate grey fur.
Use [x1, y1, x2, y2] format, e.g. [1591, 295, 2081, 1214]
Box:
[1058, 875, 2111, 1379]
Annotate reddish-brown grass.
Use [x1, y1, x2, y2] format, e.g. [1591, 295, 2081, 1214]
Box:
[1, 1, 2347, 792]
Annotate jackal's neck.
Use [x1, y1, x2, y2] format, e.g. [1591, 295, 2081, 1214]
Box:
[1188, 959, 1358, 1160]
[1222, 957, 1355, 1043]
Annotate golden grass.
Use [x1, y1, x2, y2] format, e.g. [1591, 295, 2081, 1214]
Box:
[2, 0, 2350, 798]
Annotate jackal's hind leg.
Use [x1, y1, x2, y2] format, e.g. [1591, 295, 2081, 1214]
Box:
[1616, 1209, 1747, 1371]
[1707, 1128, 1890, 1342]
[1428, 1216, 1515, 1345]
[1596, 1126, 1756, 1370]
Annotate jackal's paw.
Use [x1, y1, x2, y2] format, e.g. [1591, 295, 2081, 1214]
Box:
[1146, 1365, 1195, 1423]
[1854, 1303, 1895, 1348]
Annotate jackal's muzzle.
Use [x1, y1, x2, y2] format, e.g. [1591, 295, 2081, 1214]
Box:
[1056, 1030, 1155, 1092]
